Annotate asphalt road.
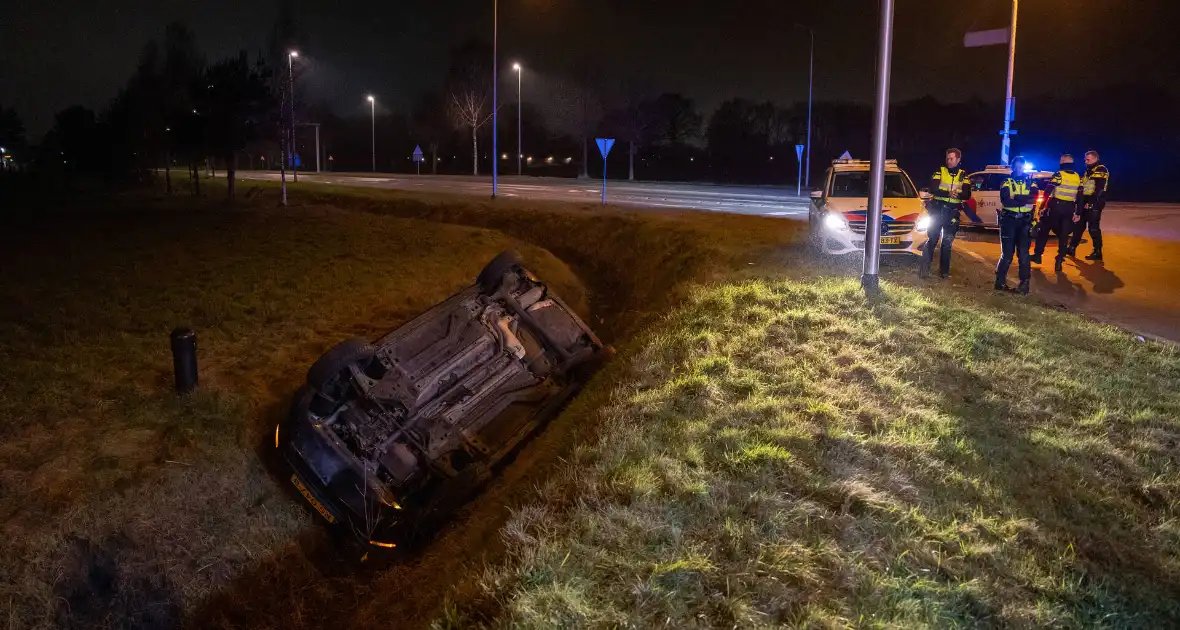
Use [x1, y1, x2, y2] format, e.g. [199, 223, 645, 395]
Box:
[234, 170, 812, 217]
[235, 170, 1179, 240]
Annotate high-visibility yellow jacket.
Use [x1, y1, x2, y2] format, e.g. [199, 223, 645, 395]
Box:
[931, 166, 971, 204]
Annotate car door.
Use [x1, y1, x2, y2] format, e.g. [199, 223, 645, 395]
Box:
[965, 172, 1003, 227]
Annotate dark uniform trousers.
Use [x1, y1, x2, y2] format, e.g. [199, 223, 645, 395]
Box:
[997, 210, 1032, 283]
[1070, 202, 1105, 252]
[922, 200, 960, 275]
[1034, 199, 1075, 263]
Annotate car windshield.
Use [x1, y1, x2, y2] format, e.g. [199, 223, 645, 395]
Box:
[829, 171, 916, 198]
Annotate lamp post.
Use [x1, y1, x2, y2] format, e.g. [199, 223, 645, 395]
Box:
[794, 24, 814, 194]
[367, 95, 376, 172]
[1000, 0, 1018, 165]
[862, 0, 895, 297]
[513, 63, 522, 176]
[491, 0, 499, 198]
[288, 51, 298, 182]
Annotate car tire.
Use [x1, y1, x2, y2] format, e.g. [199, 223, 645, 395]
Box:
[477, 250, 524, 295]
[307, 337, 378, 394]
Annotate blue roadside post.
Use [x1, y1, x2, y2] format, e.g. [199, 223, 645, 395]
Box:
[795, 144, 806, 196]
[596, 138, 615, 205]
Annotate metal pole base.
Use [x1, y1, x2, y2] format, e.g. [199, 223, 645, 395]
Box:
[861, 273, 881, 298]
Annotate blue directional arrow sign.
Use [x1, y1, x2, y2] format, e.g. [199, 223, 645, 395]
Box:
[595, 138, 615, 205]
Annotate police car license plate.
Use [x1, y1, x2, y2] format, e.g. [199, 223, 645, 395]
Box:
[291, 474, 336, 523]
[880, 236, 901, 245]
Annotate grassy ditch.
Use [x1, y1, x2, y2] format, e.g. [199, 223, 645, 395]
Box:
[440, 275, 1180, 628]
[0, 202, 588, 629]
[0, 189, 799, 629]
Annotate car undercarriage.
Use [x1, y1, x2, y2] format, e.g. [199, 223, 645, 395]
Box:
[278, 251, 604, 553]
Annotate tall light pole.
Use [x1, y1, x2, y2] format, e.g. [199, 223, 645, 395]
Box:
[862, 0, 895, 297]
[367, 95, 376, 172]
[794, 24, 814, 194]
[288, 51, 298, 182]
[1000, 0, 1018, 165]
[491, 0, 499, 197]
[513, 63, 522, 176]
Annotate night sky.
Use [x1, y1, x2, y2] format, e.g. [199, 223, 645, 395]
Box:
[4, 0, 1178, 138]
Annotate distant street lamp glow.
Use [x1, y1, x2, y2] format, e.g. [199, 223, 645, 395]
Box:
[286, 50, 300, 183]
[513, 63, 523, 176]
[367, 95, 376, 171]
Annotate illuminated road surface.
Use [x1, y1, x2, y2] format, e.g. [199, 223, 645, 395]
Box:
[233, 170, 811, 217]
[233, 170, 1178, 240]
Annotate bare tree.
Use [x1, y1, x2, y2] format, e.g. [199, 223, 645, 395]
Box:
[601, 79, 658, 181]
[444, 39, 494, 176]
[449, 89, 493, 175]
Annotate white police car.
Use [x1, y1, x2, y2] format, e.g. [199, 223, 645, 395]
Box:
[964, 165, 1053, 228]
[808, 158, 930, 256]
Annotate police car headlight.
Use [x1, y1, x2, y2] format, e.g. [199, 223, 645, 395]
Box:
[824, 213, 848, 231]
[916, 215, 931, 231]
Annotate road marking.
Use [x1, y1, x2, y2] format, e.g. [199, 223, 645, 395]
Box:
[767, 211, 806, 216]
[965, 250, 987, 262]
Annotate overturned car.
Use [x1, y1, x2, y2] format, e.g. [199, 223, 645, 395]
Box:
[277, 251, 605, 552]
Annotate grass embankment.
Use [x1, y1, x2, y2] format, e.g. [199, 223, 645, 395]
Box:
[0, 202, 589, 629]
[442, 276, 1180, 628]
[0, 188, 797, 629]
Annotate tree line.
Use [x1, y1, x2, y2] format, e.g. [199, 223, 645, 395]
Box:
[4, 17, 1176, 202]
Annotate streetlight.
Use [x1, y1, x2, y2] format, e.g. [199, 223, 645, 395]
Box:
[513, 63, 522, 176]
[367, 95, 376, 172]
[288, 51, 298, 182]
[1001, 0, 1018, 165]
[862, 0, 896, 297]
[491, 0, 499, 198]
[793, 24, 814, 196]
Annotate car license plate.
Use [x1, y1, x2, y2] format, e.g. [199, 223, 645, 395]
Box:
[880, 236, 901, 245]
[291, 474, 336, 523]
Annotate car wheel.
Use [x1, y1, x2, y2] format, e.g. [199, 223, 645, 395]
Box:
[307, 337, 379, 395]
[477, 250, 523, 295]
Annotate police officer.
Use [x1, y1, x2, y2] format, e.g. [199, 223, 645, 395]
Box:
[1067, 149, 1110, 260]
[994, 156, 1037, 295]
[919, 148, 972, 279]
[1031, 154, 1082, 273]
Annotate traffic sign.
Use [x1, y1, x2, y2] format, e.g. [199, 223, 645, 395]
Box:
[839, 150, 853, 160]
[795, 144, 806, 196]
[595, 138, 615, 205]
[412, 145, 424, 162]
[596, 138, 615, 159]
[964, 28, 1008, 48]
